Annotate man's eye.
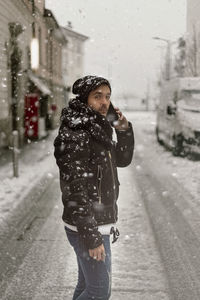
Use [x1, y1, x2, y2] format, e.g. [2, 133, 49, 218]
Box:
[106, 96, 110, 100]
[95, 95, 101, 99]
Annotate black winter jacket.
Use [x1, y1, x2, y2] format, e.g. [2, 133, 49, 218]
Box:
[54, 98, 134, 249]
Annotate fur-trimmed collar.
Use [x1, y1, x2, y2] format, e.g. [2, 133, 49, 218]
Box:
[60, 98, 114, 149]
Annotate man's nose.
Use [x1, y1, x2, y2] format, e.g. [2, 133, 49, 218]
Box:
[101, 96, 108, 105]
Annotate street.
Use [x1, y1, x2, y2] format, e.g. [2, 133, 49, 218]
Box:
[0, 111, 200, 299]
[1, 1, 200, 299]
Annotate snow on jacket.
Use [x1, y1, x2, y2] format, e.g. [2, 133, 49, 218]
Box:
[54, 98, 134, 249]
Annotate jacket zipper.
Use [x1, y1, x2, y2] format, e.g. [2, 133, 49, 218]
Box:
[97, 165, 102, 203]
[108, 150, 116, 200]
[108, 150, 117, 222]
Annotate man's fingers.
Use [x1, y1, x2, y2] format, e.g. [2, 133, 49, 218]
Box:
[89, 251, 105, 261]
[89, 249, 96, 259]
[97, 248, 103, 261]
[115, 110, 123, 120]
[114, 106, 126, 121]
[89, 244, 105, 261]
[115, 108, 121, 114]
[101, 252, 106, 262]
[97, 251, 102, 261]
[115, 108, 122, 116]
[116, 111, 123, 121]
[97, 250, 105, 261]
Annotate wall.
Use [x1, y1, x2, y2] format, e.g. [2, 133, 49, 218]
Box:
[0, 0, 33, 147]
[61, 26, 88, 102]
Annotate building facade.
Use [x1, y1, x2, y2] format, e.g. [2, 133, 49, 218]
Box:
[61, 24, 88, 102]
[0, 0, 33, 147]
[0, 0, 67, 149]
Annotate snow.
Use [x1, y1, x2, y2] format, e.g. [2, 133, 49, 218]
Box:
[1, 110, 199, 299]
[0, 129, 58, 226]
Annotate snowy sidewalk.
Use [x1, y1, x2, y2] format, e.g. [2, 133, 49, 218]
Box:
[0, 129, 58, 232]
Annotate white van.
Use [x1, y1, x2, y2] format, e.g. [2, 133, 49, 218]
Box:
[156, 77, 200, 156]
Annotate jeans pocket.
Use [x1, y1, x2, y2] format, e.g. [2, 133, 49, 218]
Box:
[64, 226, 88, 258]
[64, 225, 77, 234]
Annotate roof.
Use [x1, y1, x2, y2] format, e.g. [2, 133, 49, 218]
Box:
[61, 26, 89, 41]
[44, 9, 59, 28]
[44, 9, 67, 43]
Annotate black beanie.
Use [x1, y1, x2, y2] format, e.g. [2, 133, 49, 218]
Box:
[72, 75, 112, 103]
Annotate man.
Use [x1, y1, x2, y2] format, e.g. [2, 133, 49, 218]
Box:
[54, 75, 134, 300]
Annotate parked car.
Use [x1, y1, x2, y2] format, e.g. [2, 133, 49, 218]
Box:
[156, 77, 200, 157]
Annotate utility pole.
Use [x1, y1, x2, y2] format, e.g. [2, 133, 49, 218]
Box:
[12, 131, 19, 177]
[9, 22, 23, 177]
[145, 79, 150, 111]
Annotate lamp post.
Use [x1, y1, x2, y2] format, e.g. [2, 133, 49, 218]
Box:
[153, 36, 176, 80]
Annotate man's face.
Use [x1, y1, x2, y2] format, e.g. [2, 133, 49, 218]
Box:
[87, 84, 111, 116]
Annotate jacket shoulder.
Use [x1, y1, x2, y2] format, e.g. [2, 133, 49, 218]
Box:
[54, 125, 90, 146]
[54, 125, 91, 159]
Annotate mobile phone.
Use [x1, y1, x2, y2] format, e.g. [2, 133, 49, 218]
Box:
[106, 102, 119, 126]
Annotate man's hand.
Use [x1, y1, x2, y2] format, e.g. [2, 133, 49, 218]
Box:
[89, 244, 106, 262]
[113, 107, 129, 130]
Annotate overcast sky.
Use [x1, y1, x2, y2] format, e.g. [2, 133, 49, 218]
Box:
[46, 0, 186, 98]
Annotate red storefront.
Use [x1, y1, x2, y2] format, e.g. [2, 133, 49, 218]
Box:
[24, 94, 39, 138]
[24, 71, 52, 139]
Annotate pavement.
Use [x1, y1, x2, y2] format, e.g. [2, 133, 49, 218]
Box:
[0, 128, 58, 233]
[0, 132, 50, 168]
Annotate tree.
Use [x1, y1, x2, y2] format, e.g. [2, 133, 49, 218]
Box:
[174, 37, 186, 77]
[186, 24, 198, 77]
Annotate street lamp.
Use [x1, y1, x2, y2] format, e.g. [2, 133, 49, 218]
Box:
[153, 36, 176, 80]
[31, 22, 39, 70]
[31, 38, 39, 70]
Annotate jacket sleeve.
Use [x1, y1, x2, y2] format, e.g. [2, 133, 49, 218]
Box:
[54, 125, 103, 249]
[114, 121, 134, 167]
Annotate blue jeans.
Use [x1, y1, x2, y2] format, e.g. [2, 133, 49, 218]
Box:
[64, 226, 112, 300]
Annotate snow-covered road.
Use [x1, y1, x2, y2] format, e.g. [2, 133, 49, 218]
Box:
[0, 111, 200, 299]
[129, 111, 200, 299]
